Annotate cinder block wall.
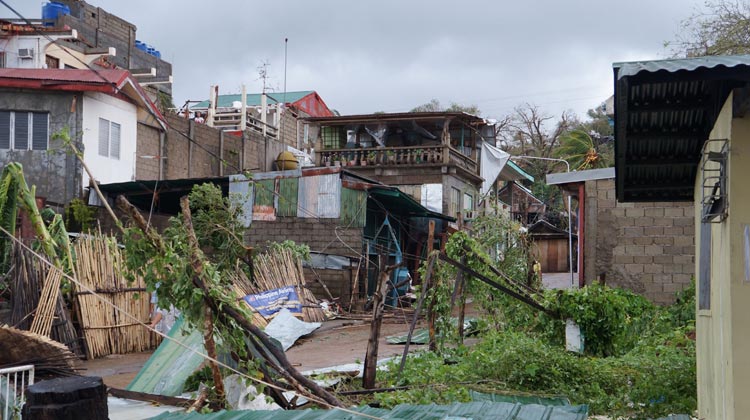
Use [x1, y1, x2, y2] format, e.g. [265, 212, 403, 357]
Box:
[584, 178, 694, 304]
[246, 217, 363, 302]
[135, 123, 161, 180]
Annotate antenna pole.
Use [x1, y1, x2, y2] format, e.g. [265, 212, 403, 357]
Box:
[283, 38, 288, 107]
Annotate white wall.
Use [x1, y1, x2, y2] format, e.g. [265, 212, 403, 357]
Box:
[4, 37, 47, 69]
[81, 92, 138, 186]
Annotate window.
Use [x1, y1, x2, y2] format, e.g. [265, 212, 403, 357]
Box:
[449, 187, 461, 218]
[98, 118, 121, 159]
[0, 111, 48, 150]
[45, 55, 60, 69]
[463, 193, 474, 219]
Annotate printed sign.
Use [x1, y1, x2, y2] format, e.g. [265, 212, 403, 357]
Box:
[243, 286, 302, 318]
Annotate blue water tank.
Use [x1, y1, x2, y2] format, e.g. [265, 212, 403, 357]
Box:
[135, 40, 148, 52]
[42, 2, 70, 27]
[153, 50, 161, 59]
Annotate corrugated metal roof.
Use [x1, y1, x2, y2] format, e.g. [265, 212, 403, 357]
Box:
[304, 111, 485, 125]
[0, 68, 130, 84]
[127, 318, 205, 396]
[148, 400, 589, 420]
[613, 55, 750, 202]
[615, 54, 750, 78]
[191, 91, 314, 109]
[500, 160, 535, 183]
[545, 168, 614, 185]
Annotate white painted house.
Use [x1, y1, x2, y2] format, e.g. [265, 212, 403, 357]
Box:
[0, 68, 165, 206]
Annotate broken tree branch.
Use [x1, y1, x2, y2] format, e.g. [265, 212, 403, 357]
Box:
[397, 251, 437, 379]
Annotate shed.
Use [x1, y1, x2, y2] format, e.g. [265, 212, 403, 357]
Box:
[528, 220, 576, 273]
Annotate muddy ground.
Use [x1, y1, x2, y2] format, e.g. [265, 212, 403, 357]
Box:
[80, 314, 426, 389]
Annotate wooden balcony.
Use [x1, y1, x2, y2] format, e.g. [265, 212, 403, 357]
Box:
[318, 145, 478, 174]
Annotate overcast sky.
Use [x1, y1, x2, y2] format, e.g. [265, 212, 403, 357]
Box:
[13, 1, 703, 122]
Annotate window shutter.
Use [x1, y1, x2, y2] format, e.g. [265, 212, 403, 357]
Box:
[14, 112, 28, 150]
[0, 112, 10, 149]
[98, 118, 109, 157]
[110, 122, 120, 159]
[31, 112, 48, 150]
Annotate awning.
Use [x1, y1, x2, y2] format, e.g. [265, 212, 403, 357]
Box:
[368, 187, 455, 221]
[95, 177, 229, 214]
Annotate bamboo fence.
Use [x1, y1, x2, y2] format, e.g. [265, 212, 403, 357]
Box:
[9, 244, 82, 356]
[72, 234, 158, 359]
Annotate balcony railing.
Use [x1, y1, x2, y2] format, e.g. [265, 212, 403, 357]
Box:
[319, 145, 477, 173]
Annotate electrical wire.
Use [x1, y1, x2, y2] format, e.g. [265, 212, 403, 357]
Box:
[0, 226, 384, 419]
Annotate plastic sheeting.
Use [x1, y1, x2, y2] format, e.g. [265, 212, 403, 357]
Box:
[480, 142, 510, 197]
[263, 309, 321, 351]
[420, 183, 443, 213]
[229, 174, 253, 227]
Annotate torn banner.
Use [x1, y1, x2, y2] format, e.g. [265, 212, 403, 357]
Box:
[243, 286, 302, 318]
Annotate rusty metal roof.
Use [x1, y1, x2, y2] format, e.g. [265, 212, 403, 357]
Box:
[304, 111, 485, 125]
[613, 55, 750, 202]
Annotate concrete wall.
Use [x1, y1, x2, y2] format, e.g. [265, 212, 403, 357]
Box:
[696, 92, 750, 419]
[161, 114, 244, 180]
[135, 123, 161, 180]
[81, 91, 138, 186]
[246, 217, 363, 302]
[56, 1, 172, 95]
[584, 178, 694, 304]
[0, 89, 82, 206]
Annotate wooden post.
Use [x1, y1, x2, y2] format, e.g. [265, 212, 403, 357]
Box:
[363, 254, 397, 389]
[425, 220, 438, 352]
[455, 257, 467, 344]
[397, 252, 437, 379]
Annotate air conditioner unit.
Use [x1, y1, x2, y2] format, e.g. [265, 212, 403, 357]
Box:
[18, 48, 34, 59]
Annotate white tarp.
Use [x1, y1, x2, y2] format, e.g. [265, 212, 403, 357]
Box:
[420, 184, 443, 213]
[480, 142, 510, 197]
[264, 308, 321, 351]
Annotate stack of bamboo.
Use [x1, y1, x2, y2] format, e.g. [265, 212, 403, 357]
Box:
[250, 248, 326, 323]
[72, 234, 157, 359]
[9, 244, 82, 356]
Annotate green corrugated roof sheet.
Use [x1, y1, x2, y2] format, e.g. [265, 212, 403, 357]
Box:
[148, 400, 588, 420]
[127, 318, 206, 396]
[191, 91, 314, 109]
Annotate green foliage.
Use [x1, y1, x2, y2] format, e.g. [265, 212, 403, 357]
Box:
[121, 183, 260, 405]
[188, 183, 248, 272]
[543, 284, 656, 356]
[65, 198, 97, 232]
[266, 240, 311, 262]
[375, 309, 696, 417]
[410, 98, 481, 116]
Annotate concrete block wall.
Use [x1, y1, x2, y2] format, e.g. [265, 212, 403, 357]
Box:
[161, 114, 244, 179]
[135, 123, 160, 180]
[246, 217, 363, 258]
[304, 267, 353, 304]
[246, 217, 363, 302]
[584, 178, 695, 304]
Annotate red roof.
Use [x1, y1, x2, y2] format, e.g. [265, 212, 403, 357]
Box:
[0, 69, 165, 127]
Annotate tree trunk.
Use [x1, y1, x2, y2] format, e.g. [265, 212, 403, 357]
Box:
[203, 306, 226, 407]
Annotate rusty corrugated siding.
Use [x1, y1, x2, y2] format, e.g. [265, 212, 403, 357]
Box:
[228, 174, 253, 227]
[253, 179, 276, 221]
[298, 174, 340, 219]
[340, 187, 367, 228]
[277, 178, 299, 217]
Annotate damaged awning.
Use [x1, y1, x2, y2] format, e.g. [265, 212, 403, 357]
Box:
[368, 187, 455, 221]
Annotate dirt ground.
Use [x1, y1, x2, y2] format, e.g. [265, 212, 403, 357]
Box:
[79, 313, 426, 388]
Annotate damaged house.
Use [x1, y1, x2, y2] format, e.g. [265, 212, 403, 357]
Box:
[302, 112, 530, 221]
[230, 167, 454, 306]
